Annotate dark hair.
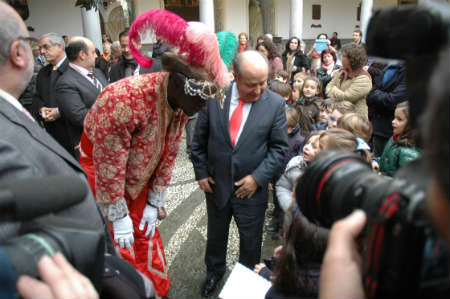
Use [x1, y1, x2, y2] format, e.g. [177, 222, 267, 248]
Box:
[395, 101, 417, 147]
[320, 98, 336, 111]
[423, 50, 449, 199]
[119, 28, 129, 40]
[316, 33, 328, 39]
[66, 39, 89, 62]
[275, 69, 289, 81]
[353, 29, 363, 38]
[320, 48, 337, 63]
[273, 206, 324, 296]
[283, 36, 301, 55]
[341, 43, 367, 70]
[301, 76, 323, 98]
[256, 40, 281, 60]
[269, 79, 291, 98]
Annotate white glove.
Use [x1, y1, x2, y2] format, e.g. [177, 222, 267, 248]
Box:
[139, 203, 158, 238]
[112, 215, 134, 250]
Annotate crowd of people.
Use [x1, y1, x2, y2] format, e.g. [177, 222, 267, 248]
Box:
[0, 1, 448, 299]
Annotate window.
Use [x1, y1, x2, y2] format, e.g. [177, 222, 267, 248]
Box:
[312, 4, 321, 20]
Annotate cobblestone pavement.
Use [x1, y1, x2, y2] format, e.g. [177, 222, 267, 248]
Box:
[159, 135, 281, 299]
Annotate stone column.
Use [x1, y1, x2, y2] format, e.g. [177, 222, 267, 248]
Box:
[361, 0, 373, 43]
[81, 7, 103, 53]
[290, 0, 303, 39]
[200, 0, 215, 32]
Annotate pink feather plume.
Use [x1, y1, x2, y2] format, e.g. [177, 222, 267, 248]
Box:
[129, 9, 188, 69]
[129, 10, 231, 88]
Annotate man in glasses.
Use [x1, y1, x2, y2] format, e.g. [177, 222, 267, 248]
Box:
[33, 32, 72, 152]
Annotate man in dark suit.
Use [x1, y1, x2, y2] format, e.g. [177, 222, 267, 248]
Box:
[0, 3, 105, 296]
[191, 50, 289, 297]
[54, 36, 107, 159]
[33, 32, 72, 151]
[109, 28, 162, 83]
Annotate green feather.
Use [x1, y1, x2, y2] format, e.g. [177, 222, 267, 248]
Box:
[216, 31, 238, 69]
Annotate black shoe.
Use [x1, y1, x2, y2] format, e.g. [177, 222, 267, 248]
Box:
[266, 224, 278, 233]
[201, 276, 221, 297]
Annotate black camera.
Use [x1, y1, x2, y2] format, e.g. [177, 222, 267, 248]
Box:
[0, 176, 105, 292]
[1, 216, 105, 289]
[296, 150, 449, 298]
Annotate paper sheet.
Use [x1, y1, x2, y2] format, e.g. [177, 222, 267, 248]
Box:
[219, 262, 272, 299]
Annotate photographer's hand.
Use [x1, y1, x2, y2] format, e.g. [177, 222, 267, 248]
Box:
[17, 253, 98, 299]
[319, 210, 367, 299]
[112, 215, 134, 250]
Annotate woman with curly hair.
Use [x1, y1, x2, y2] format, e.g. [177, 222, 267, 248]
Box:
[281, 36, 310, 81]
[256, 39, 283, 80]
[325, 43, 372, 119]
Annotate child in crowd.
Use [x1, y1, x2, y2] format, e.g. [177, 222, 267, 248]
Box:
[379, 101, 421, 177]
[291, 82, 302, 104]
[315, 98, 335, 131]
[274, 70, 290, 83]
[286, 108, 305, 160]
[256, 131, 324, 298]
[327, 100, 355, 129]
[268, 79, 292, 107]
[295, 77, 322, 137]
[319, 128, 372, 163]
[266, 108, 305, 239]
[292, 71, 308, 90]
[337, 112, 372, 152]
[275, 131, 323, 212]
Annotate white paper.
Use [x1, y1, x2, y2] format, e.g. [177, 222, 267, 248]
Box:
[219, 262, 272, 299]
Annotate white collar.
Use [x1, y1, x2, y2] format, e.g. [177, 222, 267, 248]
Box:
[0, 88, 24, 112]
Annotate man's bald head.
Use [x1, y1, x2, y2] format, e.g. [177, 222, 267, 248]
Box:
[233, 50, 268, 80]
[232, 51, 269, 103]
[66, 36, 97, 70]
[0, 1, 33, 98]
[0, 1, 28, 66]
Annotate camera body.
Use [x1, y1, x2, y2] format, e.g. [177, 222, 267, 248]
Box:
[297, 150, 448, 298]
[1, 215, 105, 290]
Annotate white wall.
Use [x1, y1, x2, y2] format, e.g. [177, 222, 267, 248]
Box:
[135, 0, 162, 15]
[276, 0, 291, 38]
[302, 0, 360, 39]
[25, 0, 84, 39]
[223, 0, 249, 36]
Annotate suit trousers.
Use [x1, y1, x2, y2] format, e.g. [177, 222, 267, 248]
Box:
[205, 195, 267, 278]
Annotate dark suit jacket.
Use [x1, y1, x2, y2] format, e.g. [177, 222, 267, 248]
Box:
[191, 86, 289, 209]
[366, 66, 407, 138]
[109, 57, 151, 83]
[54, 66, 107, 158]
[32, 58, 72, 151]
[0, 95, 104, 241]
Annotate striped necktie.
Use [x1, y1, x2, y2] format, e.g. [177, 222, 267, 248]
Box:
[87, 72, 103, 91]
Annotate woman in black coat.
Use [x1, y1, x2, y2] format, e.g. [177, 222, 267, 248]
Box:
[282, 37, 310, 82]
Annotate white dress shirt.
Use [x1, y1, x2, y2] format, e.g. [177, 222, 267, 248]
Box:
[0, 88, 34, 121]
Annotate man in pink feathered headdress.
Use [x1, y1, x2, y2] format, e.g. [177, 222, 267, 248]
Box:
[79, 10, 230, 298]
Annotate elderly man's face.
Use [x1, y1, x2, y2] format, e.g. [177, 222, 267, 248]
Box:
[234, 57, 268, 103]
[39, 37, 64, 65]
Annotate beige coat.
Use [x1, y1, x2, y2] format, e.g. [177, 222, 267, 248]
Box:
[325, 69, 372, 119]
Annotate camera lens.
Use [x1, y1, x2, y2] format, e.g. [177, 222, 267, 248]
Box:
[296, 150, 390, 228]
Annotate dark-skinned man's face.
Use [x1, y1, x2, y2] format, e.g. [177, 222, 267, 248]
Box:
[167, 72, 206, 116]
